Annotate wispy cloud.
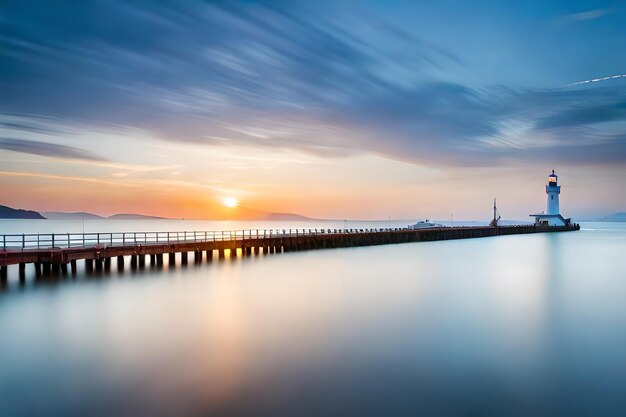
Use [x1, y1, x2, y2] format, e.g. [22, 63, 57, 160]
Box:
[0, 138, 105, 161]
[0, 170, 140, 187]
[1, 1, 625, 168]
[562, 8, 613, 22]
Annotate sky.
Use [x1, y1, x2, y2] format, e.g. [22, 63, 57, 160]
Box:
[1, 0, 625, 220]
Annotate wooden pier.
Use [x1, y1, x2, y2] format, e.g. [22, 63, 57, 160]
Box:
[0, 224, 579, 281]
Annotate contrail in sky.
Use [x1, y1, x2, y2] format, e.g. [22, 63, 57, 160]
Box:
[566, 73, 626, 87]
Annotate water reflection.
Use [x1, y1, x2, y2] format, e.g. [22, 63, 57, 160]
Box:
[1, 224, 626, 416]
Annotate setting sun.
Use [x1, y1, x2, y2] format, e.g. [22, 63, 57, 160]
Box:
[222, 197, 239, 208]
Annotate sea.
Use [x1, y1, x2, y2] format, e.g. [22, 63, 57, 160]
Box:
[1, 219, 625, 417]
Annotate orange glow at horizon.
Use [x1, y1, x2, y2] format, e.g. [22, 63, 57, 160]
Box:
[1, 136, 625, 220]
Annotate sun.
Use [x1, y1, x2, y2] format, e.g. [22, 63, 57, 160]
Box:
[222, 197, 239, 208]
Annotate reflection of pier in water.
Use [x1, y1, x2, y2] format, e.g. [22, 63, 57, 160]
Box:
[0, 225, 579, 284]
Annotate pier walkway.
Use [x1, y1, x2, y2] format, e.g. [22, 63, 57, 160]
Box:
[0, 224, 579, 280]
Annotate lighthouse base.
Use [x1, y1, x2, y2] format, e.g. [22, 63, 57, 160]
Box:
[530, 213, 571, 227]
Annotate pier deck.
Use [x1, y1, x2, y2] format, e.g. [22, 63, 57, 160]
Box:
[0, 224, 579, 279]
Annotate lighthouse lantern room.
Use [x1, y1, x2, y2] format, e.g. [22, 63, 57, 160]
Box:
[530, 170, 572, 227]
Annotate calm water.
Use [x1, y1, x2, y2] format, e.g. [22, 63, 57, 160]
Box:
[1, 220, 626, 416]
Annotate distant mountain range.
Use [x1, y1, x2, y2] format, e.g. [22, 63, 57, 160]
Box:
[0, 205, 167, 220]
[41, 211, 105, 220]
[258, 212, 315, 221]
[40, 211, 165, 220]
[597, 212, 626, 222]
[108, 213, 166, 220]
[0, 205, 46, 219]
[1, 204, 318, 221]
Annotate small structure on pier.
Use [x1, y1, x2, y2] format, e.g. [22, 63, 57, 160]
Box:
[530, 170, 572, 226]
[489, 198, 501, 227]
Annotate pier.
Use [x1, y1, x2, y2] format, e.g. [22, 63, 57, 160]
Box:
[0, 224, 579, 281]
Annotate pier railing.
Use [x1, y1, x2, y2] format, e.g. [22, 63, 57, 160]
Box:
[1, 228, 411, 251]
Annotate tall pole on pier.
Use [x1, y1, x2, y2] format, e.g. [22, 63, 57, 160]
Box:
[451, 213, 454, 228]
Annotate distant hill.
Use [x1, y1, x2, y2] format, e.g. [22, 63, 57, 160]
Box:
[42, 211, 104, 220]
[41, 211, 165, 220]
[0, 204, 45, 219]
[263, 212, 317, 221]
[597, 212, 626, 222]
[108, 213, 166, 220]
[4, 206, 319, 221]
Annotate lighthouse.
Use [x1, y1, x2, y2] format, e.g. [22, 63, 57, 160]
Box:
[530, 170, 572, 227]
[546, 170, 560, 215]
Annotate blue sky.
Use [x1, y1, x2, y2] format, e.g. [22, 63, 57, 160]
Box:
[0, 0, 625, 219]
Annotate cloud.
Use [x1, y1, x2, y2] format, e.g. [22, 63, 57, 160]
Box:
[536, 101, 626, 129]
[0, 120, 62, 135]
[0, 138, 105, 161]
[0, 170, 140, 187]
[562, 8, 613, 22]
[1, 0, 625, 168]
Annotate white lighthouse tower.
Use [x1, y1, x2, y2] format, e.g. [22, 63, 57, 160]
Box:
[546, 170, 560, 215]
[530, 170, 572, 227]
